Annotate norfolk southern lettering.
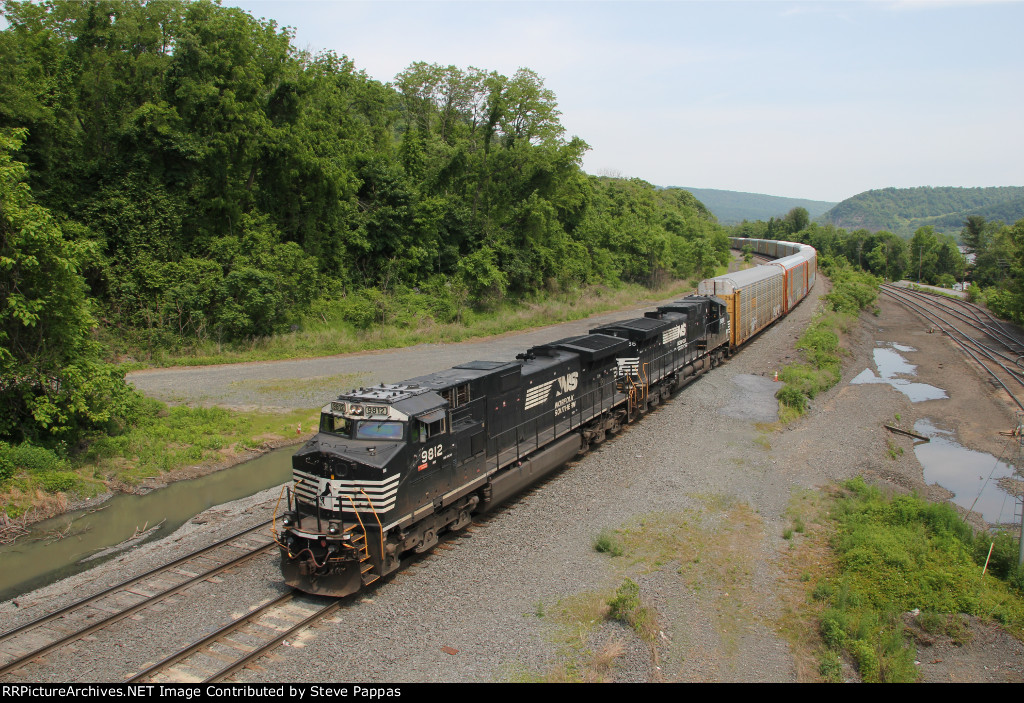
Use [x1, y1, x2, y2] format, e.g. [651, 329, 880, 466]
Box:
[276, 239, 817, 596]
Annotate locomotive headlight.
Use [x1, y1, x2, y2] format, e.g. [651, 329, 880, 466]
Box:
[328, 522, 341, 535]
[282, 512, 297, 527]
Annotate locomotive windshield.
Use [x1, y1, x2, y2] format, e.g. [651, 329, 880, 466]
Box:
[354, 420, 405, 441]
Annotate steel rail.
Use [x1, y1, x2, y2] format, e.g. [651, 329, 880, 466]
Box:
[882, 288, 1017, 381]
[0, 519, 272, 645]
[880, 287, 1024, 412]
[127, 591, 295, 683]
[890, 285, 1024, 354]
[882, 286, 1024, 379]
[206, 599, 341, 683]
[0, 532, 275, 677]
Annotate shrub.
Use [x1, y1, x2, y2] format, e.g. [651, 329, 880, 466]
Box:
[593, 530, 624, 556]
[0, 443, 13, 483]
[38, 471, 80, 493]
[820, 608, 849, 650]
[776, 383, 807, 412]
[848, 638, 880, 682]
[819, 651, 843, 682]
[3, 443, 66, 473]
[607, 578, 640, 621]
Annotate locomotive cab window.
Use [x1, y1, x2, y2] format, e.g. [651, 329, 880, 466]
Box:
[415, 408, 447, 441]
[320, 414, 352, 436]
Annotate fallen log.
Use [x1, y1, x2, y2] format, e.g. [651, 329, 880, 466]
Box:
[884, 424, 929, 442]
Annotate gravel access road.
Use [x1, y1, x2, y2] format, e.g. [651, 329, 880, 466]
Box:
[5, 282, 1024, 683]
[126, 296, 706, 412]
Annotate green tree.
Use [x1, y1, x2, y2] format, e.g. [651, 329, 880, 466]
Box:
[909, 226, 939, 283]
[783, 206, 809, 235]
[0, 129, 138, 442]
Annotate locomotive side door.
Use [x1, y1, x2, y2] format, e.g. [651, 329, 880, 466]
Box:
[411, 408, 452, 497]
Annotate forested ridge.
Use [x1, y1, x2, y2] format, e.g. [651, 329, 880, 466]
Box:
[0, 0, 728, 446]
[821, 186, 1024, 239]
[675, 187, 836, 226]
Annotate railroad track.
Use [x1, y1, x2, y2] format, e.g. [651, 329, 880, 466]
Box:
[0, 520, 275, 679]
[881, 284, 1024, 411]
[127, 591, 339, 683]
[128, 523, 493, 683]
[2, 387, 674, 682]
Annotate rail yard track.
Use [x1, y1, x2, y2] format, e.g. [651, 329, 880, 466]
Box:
[0, 520, 275, 680]
[881, 283, 1024, 411]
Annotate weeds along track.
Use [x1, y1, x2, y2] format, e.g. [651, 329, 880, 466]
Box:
[880, 284, 1024, 411]
[0, 521, 275, 679]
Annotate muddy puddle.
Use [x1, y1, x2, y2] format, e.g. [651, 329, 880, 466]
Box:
[851, 342, 948, 402]
[913, 418, 1022, 524]
[0, 446, 295, 603]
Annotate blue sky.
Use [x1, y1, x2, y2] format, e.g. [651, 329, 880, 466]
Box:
[226, 2, 1019, 200]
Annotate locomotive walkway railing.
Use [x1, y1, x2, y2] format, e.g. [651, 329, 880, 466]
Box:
[485, 338, 722, 475]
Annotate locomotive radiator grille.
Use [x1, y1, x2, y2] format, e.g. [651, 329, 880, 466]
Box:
[293, 469, 400, 513]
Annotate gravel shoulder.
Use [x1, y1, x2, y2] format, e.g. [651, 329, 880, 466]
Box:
[5, 282, 1024, 683]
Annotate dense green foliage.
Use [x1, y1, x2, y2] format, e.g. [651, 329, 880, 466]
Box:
[676, 187, 836, 226]
[0, 0, 727, 449]
[821, 186, 1024, 238]
[0, 1, 724, 343]
[815, 478, 1024, 682]
[0, 129, 143, 443]
[737, 200, 1024, 327]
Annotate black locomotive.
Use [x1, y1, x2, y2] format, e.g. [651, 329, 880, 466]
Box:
[275, 294, 730, 596]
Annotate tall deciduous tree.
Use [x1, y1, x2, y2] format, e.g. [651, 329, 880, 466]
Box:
[0, 129, 137, 442]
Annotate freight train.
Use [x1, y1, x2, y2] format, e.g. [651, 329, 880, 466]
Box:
[274, 238, 816, 596]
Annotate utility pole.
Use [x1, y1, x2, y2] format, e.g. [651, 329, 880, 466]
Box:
[1018, 413, 1024, 567]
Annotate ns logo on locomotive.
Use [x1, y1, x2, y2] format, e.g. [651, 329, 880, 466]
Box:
[275, 238, 816, 596]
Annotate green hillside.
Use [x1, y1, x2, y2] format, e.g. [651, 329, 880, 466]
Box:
[671, 187, 837, 225]
[820, 186, 1024, 238]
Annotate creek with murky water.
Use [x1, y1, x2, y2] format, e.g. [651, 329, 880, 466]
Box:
[0, 446, 295, 603]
